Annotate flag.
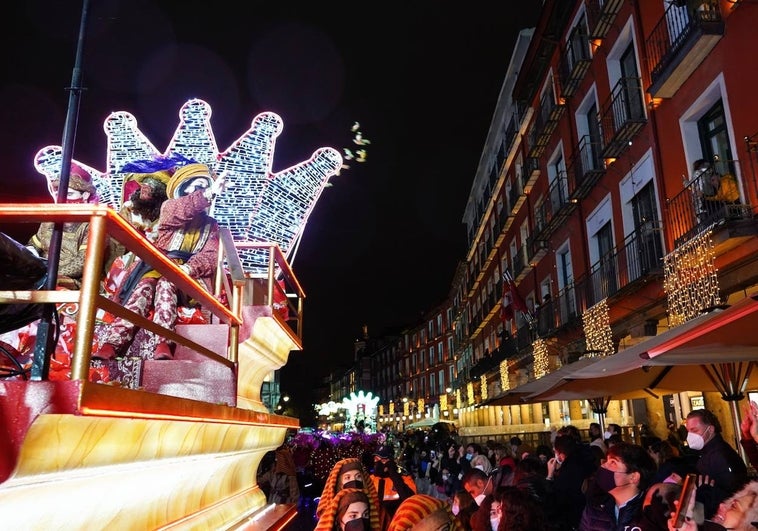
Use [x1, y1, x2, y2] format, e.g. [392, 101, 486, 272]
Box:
[501, 270, 530, 323]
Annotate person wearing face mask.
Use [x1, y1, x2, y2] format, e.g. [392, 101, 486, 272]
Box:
[451, 490, 477, 530]
[578, 442, 658, 530]
[315, 488, 378, 531]
[547, 433, 598, 531]
[317, 458, 381, 524]
[685, 408, 748, 520]
[491, 486, 549, 531]
[462, 468, 495, 531]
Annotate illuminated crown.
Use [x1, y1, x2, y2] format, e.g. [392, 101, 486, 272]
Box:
[33, 98, 343, 272]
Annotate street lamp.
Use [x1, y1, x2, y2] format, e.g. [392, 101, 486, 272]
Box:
[283, 395, 290, 402]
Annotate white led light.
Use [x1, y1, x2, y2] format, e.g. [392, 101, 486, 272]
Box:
[33, 98, 343, 274]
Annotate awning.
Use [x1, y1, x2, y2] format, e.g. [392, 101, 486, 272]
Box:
[485, 356, 600, 406]
[525, 294, 758, 403]
[406, 418, 455, 429]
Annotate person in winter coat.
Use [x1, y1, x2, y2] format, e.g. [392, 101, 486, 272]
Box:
[547, 433, 598, 530]
[579, 442, 658, 531]
[685, 408, 748, 519]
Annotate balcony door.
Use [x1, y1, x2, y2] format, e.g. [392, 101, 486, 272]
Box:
[631, 181, 663, 277]
[620, 44, 644, 124]
[594, 222, 617, 302]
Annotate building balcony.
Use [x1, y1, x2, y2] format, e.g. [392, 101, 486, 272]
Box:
[599, 77, 646, 158]
[567, 135, 605, 200]
[580, 223, 666, 307]
[528, 90, 566, 158]
[512, 246, 529, 282]
[524, 157, 541, 193]
[667, 172, 756, 248]
[533, 172, 578, 243]
[558, 29, 592, 99]
[646, 1, 724, 99]
[526, 232, 549, 265]
[586, 0, 624, 39]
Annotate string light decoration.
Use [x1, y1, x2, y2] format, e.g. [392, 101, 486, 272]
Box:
[389, 402, 395, 415]
[582, 299, 614, 357]
[499, 360, 510, 391]
[33, 98, 342, 273]
[456, 389, 462, 409]
[403, 401, 409, 416]
[440, 394, 448, 411]
[379, 404, 384, 416]
[480, 375, 488, 401]
[417, 398, 425, 417]
[663, 229, 721, 325]
[467, 382, 474, 406]
[532, 339, 549, 379]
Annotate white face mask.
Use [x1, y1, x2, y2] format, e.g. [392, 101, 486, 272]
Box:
[490, 517, 501, 530]
[451, 502, 460, 516]
[603, 430, 612, 439]
[474, 493, 487, 506]
[474, 464, 485, 471]
[687, 426, 710, 450]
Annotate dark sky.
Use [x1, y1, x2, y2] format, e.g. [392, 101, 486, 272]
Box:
[1, 1, 542, 414]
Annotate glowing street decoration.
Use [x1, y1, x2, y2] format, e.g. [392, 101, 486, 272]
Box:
[33, 98, 342, 273]
[341, 391, 380, 434]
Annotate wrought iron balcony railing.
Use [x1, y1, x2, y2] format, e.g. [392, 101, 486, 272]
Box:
[599, 77, 646, 158]
[559, 28, 592, 98]
[668, 170, 752, 247]
[567, 135, 605, 200]
[647, 1, 724, 98]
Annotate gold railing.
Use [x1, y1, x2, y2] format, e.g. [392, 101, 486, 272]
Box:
[0, 203, 303, 382]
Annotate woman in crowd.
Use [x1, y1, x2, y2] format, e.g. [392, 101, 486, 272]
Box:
[317, 457, 381, 528]
[315, 488, 378, 531]
[451, 489, 477, 530]
[491, 485, 549, 531]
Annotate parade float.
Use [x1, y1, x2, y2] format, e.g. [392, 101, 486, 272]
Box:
[0, 97, 341, 529]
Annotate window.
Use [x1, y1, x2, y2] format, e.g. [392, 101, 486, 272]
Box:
[429, 348, 434, 367]
[438, 370, 445, 394]
[698, 100, 735, 176]
[430, 373, 435, 397]
[547, 148, 568, 211]
[437, 342, 443, 363]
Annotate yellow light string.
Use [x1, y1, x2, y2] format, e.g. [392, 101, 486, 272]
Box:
[379, 404, 384, 416]
[403, 401, 409, 416]
[532, 338, 549, 379]
[663, 229, 721, 325]
[582, 299, 614, 357]
[480, 375, 488, 401]
[499, 359, 510, 391]
[389, 402, 395, 415]
[467, 381, 474, 406]
[440, 394, 448, 411]
[417, 398, 424, 415]
[456, 389, 462, 409]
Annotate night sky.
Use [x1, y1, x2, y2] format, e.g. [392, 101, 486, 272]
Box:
[1, 1, 542, 417]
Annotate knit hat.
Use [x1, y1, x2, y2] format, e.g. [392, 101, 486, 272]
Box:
[340, 460, 364, 476]
[375, 445, 394, 459]
[166, 163, 214, 199]
[314, 488, 380, 531]
[388, 494, 462, 531]
[316, 458, 380, 524]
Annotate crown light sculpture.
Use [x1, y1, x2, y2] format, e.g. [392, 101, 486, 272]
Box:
[33, 98, 343, 272]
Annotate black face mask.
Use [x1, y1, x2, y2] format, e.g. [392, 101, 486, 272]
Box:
[342, 480, 364, 490]
[344, 517, 370, 531]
